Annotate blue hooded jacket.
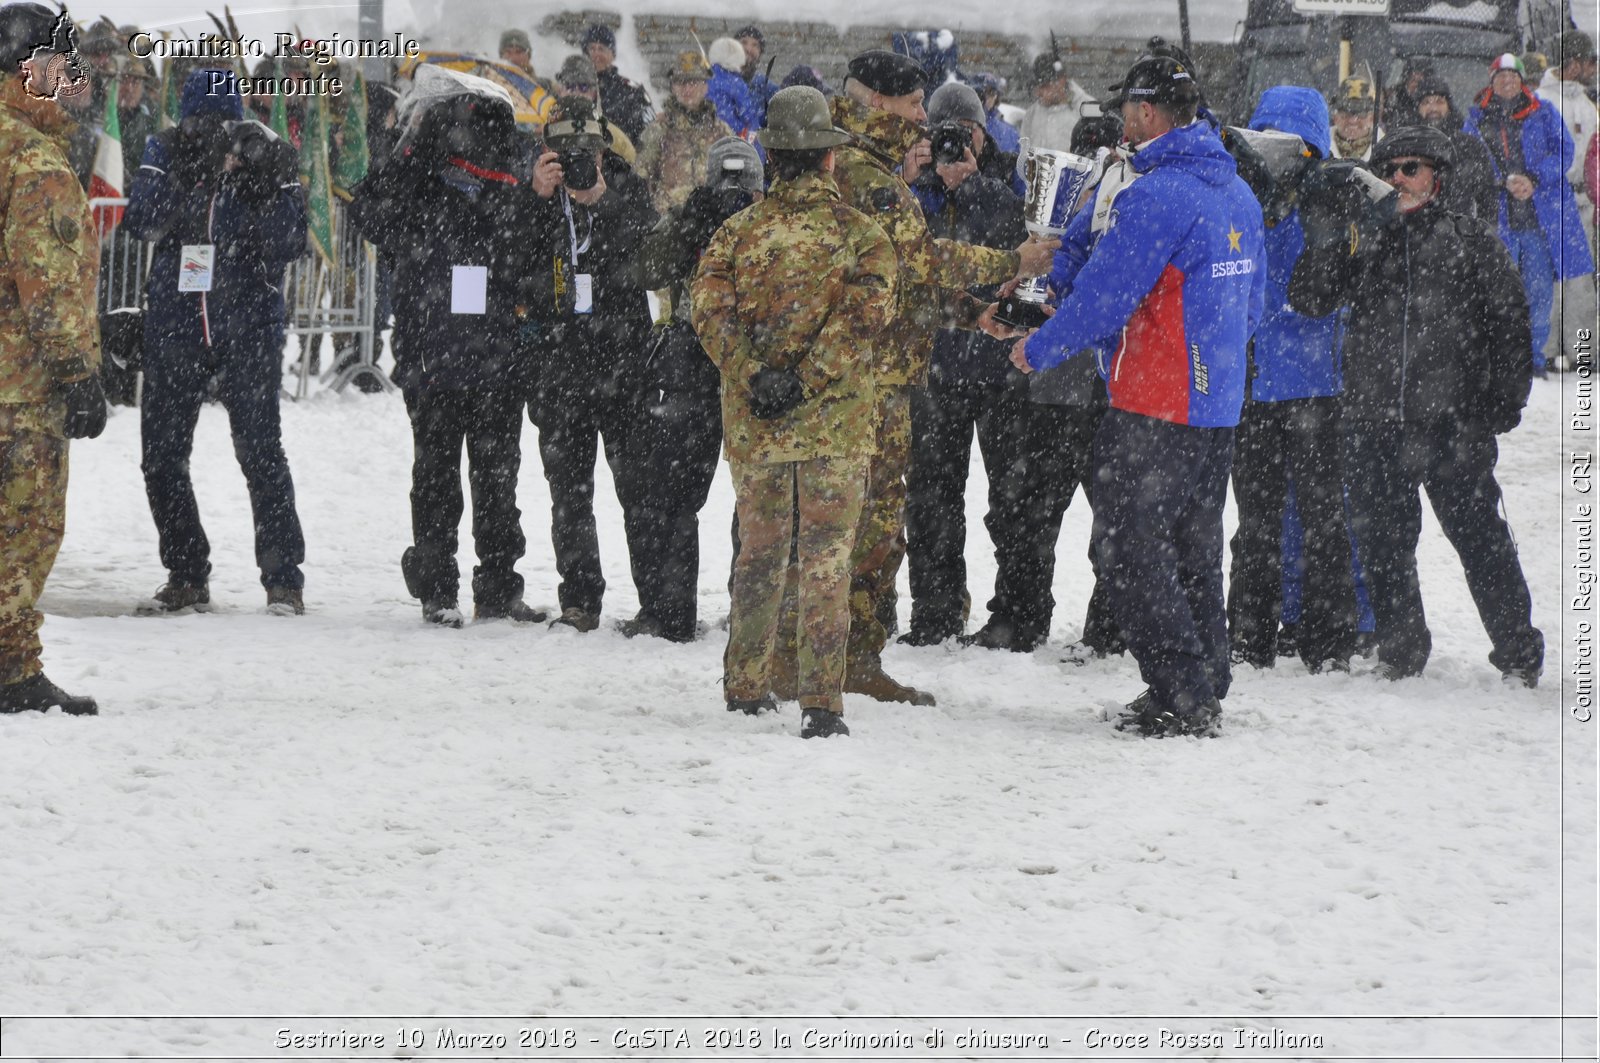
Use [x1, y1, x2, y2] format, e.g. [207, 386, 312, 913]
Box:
[1245, 86, 1344, 401]
[707, 66, 759, 137]
[125, 69, 307, 353]
[1023, 120, 1266, 428]
[1465, 86, 1596, 281]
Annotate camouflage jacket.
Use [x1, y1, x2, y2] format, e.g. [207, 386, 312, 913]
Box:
[828, 95, 1019, 386]
[691, 170, 896, 464]
[635, 99, 732, 215]
[0, 75, 100, 434]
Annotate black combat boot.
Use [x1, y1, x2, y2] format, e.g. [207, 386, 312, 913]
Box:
[0, 674, 98, 716]
[726, 694, 778, 716]
[136, 579, 210, 615]
[800, 708, 850, 739]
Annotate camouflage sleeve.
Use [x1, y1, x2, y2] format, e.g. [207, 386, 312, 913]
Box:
[4, 166, 98, 383]
[635, 121, 663, 186]
[634, 205, 695, 291]
[799, 208, 898, 395]
[689, 220, 761, 386]
[864, 175, 1019, 291]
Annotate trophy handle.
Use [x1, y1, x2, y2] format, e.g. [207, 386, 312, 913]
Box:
[1017, 137, 1030, 181]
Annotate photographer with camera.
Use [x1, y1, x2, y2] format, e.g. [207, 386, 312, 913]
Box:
[349, 88, 545, 628]
[124, 68, 308, 617]
[619, 137, 764, 643]
[894, 82, 1030, 648]
[522, 96, 657, 634]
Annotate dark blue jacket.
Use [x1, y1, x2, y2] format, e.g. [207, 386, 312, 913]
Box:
[986, 109, 1020, 156]
[1246, 87, 1344, 401]
[124, 69, 307, 354]
[1465, 86, 1595, 281]
[1024, 121, 1266, 428]
[909, 168, 1026, 389]
[707, 66, 759, 137]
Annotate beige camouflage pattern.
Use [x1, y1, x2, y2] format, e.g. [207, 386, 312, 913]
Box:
[690, 170, 897, 464]
[827, 95, 1018, 386]
[635, 99, 733, 215]
[845, 385, 910, 663]
[0, 416, 67, 685]
[725, 456, 867, 713]
[0, 75, 100, 419]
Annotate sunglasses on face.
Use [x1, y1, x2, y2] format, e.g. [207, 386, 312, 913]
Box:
[1378, 160, 1430, 178]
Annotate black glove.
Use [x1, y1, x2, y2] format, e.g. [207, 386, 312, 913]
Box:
[61, 375, 107, 440]
[1296, 161, 1366, 253]
[171, 115, 230, 190]
[1475, 400, 1522, 435]
[748, 367, 807, 420]
[226, 123, 298, 208]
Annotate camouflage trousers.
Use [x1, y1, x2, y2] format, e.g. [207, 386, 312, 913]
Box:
[0, 428, 67, 686]
[726, 456, 867, 713]
[845, 385, 911, 665]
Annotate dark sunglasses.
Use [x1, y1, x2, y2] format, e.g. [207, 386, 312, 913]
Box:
[1378, 159, 1430, 178]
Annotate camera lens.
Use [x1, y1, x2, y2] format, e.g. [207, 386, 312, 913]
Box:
[930, 123, 968, 166]
[560, 149, 599, 190]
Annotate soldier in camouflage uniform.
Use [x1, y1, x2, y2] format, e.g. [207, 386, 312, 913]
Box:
[635, 51, 732, 216]
[770, 50, 1057, 707]
[691, 86, 897, 740]
[0, 2, 106, 716]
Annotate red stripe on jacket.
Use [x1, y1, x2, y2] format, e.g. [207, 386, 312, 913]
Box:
[1108, 263, 1192, 424]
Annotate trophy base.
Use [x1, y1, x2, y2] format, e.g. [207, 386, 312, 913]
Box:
[994, 297, 1053, 332]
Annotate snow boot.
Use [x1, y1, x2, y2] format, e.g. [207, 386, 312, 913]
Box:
[265, 587, 305, 616]
[136, 579, 210, 615]
[550, 607, 600, 632]
[726, 694, 778, 716]
[844, 659, 935, 706]
[422, 600, 465, 629]
[898, 617, 961, 646]
[958, 617, 1044, 653]
[475, 600, 549, 623]
[0, 674, 97, 716]
[1501, 665, 1539, 689]
[800, 708, 850, 739]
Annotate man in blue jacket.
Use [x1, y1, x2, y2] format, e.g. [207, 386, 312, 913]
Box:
[1466, 53, 1595, 375]
[1010, 56, 1266, 737]
[1227, 86, 1358, 672]
[125, 68, 308, 615]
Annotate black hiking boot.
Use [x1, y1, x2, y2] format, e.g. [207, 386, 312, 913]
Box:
[136, 579, 210, 616]
[0, 674, 98, 716]
[422, 600, 465, 629]
[726, 694, 778, 716]
[475, 600, 549, 624]
[800, 708, 850, 739]
[958, 617, 1044, 652]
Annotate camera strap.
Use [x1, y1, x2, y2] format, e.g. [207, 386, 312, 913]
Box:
[561, 192, 595, 314]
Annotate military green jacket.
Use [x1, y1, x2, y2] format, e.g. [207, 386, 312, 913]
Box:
[0, 75, 99, 435]
[691, 170, 896, 464]
[828, 95, 1019, 386]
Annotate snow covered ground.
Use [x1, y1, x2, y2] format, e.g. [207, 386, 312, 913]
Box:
[0, 358, 1592, 1059]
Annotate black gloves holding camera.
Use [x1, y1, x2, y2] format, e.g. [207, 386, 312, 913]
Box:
[748, 367, 807, 420]
[61, 375, 107, 440]
[170, 113, 232, 191]
[223, 120, 299, 209]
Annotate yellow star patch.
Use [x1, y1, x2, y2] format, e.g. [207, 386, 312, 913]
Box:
[1227, 224, 1243, 253]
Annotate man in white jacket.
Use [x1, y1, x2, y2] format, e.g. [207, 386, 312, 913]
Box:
[1536, 29, 1597, 370]
[1019, 53, 1095, 152]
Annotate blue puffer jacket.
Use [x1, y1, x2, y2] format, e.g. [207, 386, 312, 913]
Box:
[124, 70, 307, 354]
[986, 109, 1020, 156]
[1246, 86, 1344, 401]
[707, 66, 759, 137]
[1023, 120, 1266, 428]
[1465, 87, 1596, 281]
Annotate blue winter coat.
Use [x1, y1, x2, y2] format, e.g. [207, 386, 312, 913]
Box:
[1246, 87, 1343, 401]
[1023, 121, 1267, 428]
[986, 109, 1021, 156]
[124, 70, 307, 353]
[1465, 88, 1596, 281]
[707, 66, 759, 137]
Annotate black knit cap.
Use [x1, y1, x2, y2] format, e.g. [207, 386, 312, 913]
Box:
[733, 24, 764, 45]
[847, 49, 925, 97]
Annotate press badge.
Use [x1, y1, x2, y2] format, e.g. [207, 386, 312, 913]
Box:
[178, 245, 214, 293]
[451, 265, 488, 315]
[573, 273, 594, 315]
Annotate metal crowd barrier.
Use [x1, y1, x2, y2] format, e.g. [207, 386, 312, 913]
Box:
[89, 196, 391, 398]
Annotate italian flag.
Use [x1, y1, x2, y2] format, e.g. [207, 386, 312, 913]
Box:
[89, 78, 124, 238]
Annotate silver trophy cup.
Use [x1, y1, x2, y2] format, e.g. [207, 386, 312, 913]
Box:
[1011, 140, 1098, 314]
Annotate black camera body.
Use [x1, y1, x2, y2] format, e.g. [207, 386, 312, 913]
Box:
[559, 148, 600, 191]
[929, 122, 969, 166]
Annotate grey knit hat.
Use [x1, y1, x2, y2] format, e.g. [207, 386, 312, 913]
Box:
[927, 82, 985, 127]
[706, 136, 764, 193]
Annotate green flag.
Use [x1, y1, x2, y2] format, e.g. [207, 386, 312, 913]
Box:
[269, 58, 290, 141]
[160, 52, 182, 129]
[299, 91, 336, 265]
[332, 69, 369, 194]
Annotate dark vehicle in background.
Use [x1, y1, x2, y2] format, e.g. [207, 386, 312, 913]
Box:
[1223, 0, 1581, 123]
